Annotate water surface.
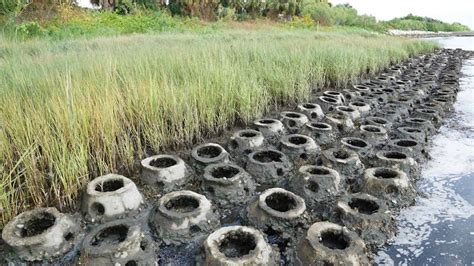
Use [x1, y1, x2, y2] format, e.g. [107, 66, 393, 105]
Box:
[376, 37, 474, 265]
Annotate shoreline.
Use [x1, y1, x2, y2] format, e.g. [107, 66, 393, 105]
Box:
[0, 31, 436, 227]
[389, 29, 474, 38]
[1, 48, 473, 265]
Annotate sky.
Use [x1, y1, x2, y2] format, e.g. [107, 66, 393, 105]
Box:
[330, 0, 474, 29]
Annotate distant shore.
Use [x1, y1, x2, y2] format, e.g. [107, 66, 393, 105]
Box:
[389, 29, 474, 38]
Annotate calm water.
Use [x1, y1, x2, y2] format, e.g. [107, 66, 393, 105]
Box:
[376, 37, 474, 265]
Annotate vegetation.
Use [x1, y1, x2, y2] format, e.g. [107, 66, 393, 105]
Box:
[301, 2, 384, 31]
[3, 7, 211, 40]
[301, 3, 470, 33]
[0, 29, 437, 225]
[384, 14, 471, 32]
[1, 1, 470, 41]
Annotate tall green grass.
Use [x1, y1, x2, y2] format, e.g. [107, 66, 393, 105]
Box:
[0, 29, 437, 225]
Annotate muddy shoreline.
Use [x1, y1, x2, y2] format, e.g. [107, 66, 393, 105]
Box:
[1, 48, 473, 265]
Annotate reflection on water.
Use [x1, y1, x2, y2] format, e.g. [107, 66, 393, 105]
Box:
[376, 37, 474, 265]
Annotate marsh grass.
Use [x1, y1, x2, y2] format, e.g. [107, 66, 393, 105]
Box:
[0, 29, 437, 225]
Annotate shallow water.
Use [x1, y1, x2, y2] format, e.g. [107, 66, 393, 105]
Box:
[376, 37, 474, 265]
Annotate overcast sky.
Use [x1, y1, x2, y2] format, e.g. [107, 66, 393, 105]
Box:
[330, 0, 474, 29]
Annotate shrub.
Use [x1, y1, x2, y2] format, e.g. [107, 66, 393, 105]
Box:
[166, 0, 220, 19]
[114, 0, 136, 15]
[15, 21, 45, 38]
[301, 1, 332, 26]
[286, 14, 314, 28]
[300, 2, 383, 31]
[217, 5, 236, 21]
[331, 3, 357, 26]
[385, 14, 470, 32]
[22, 10, 193, 39]
[220, 0, 264, 18]
[0, 0, 28, 16]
